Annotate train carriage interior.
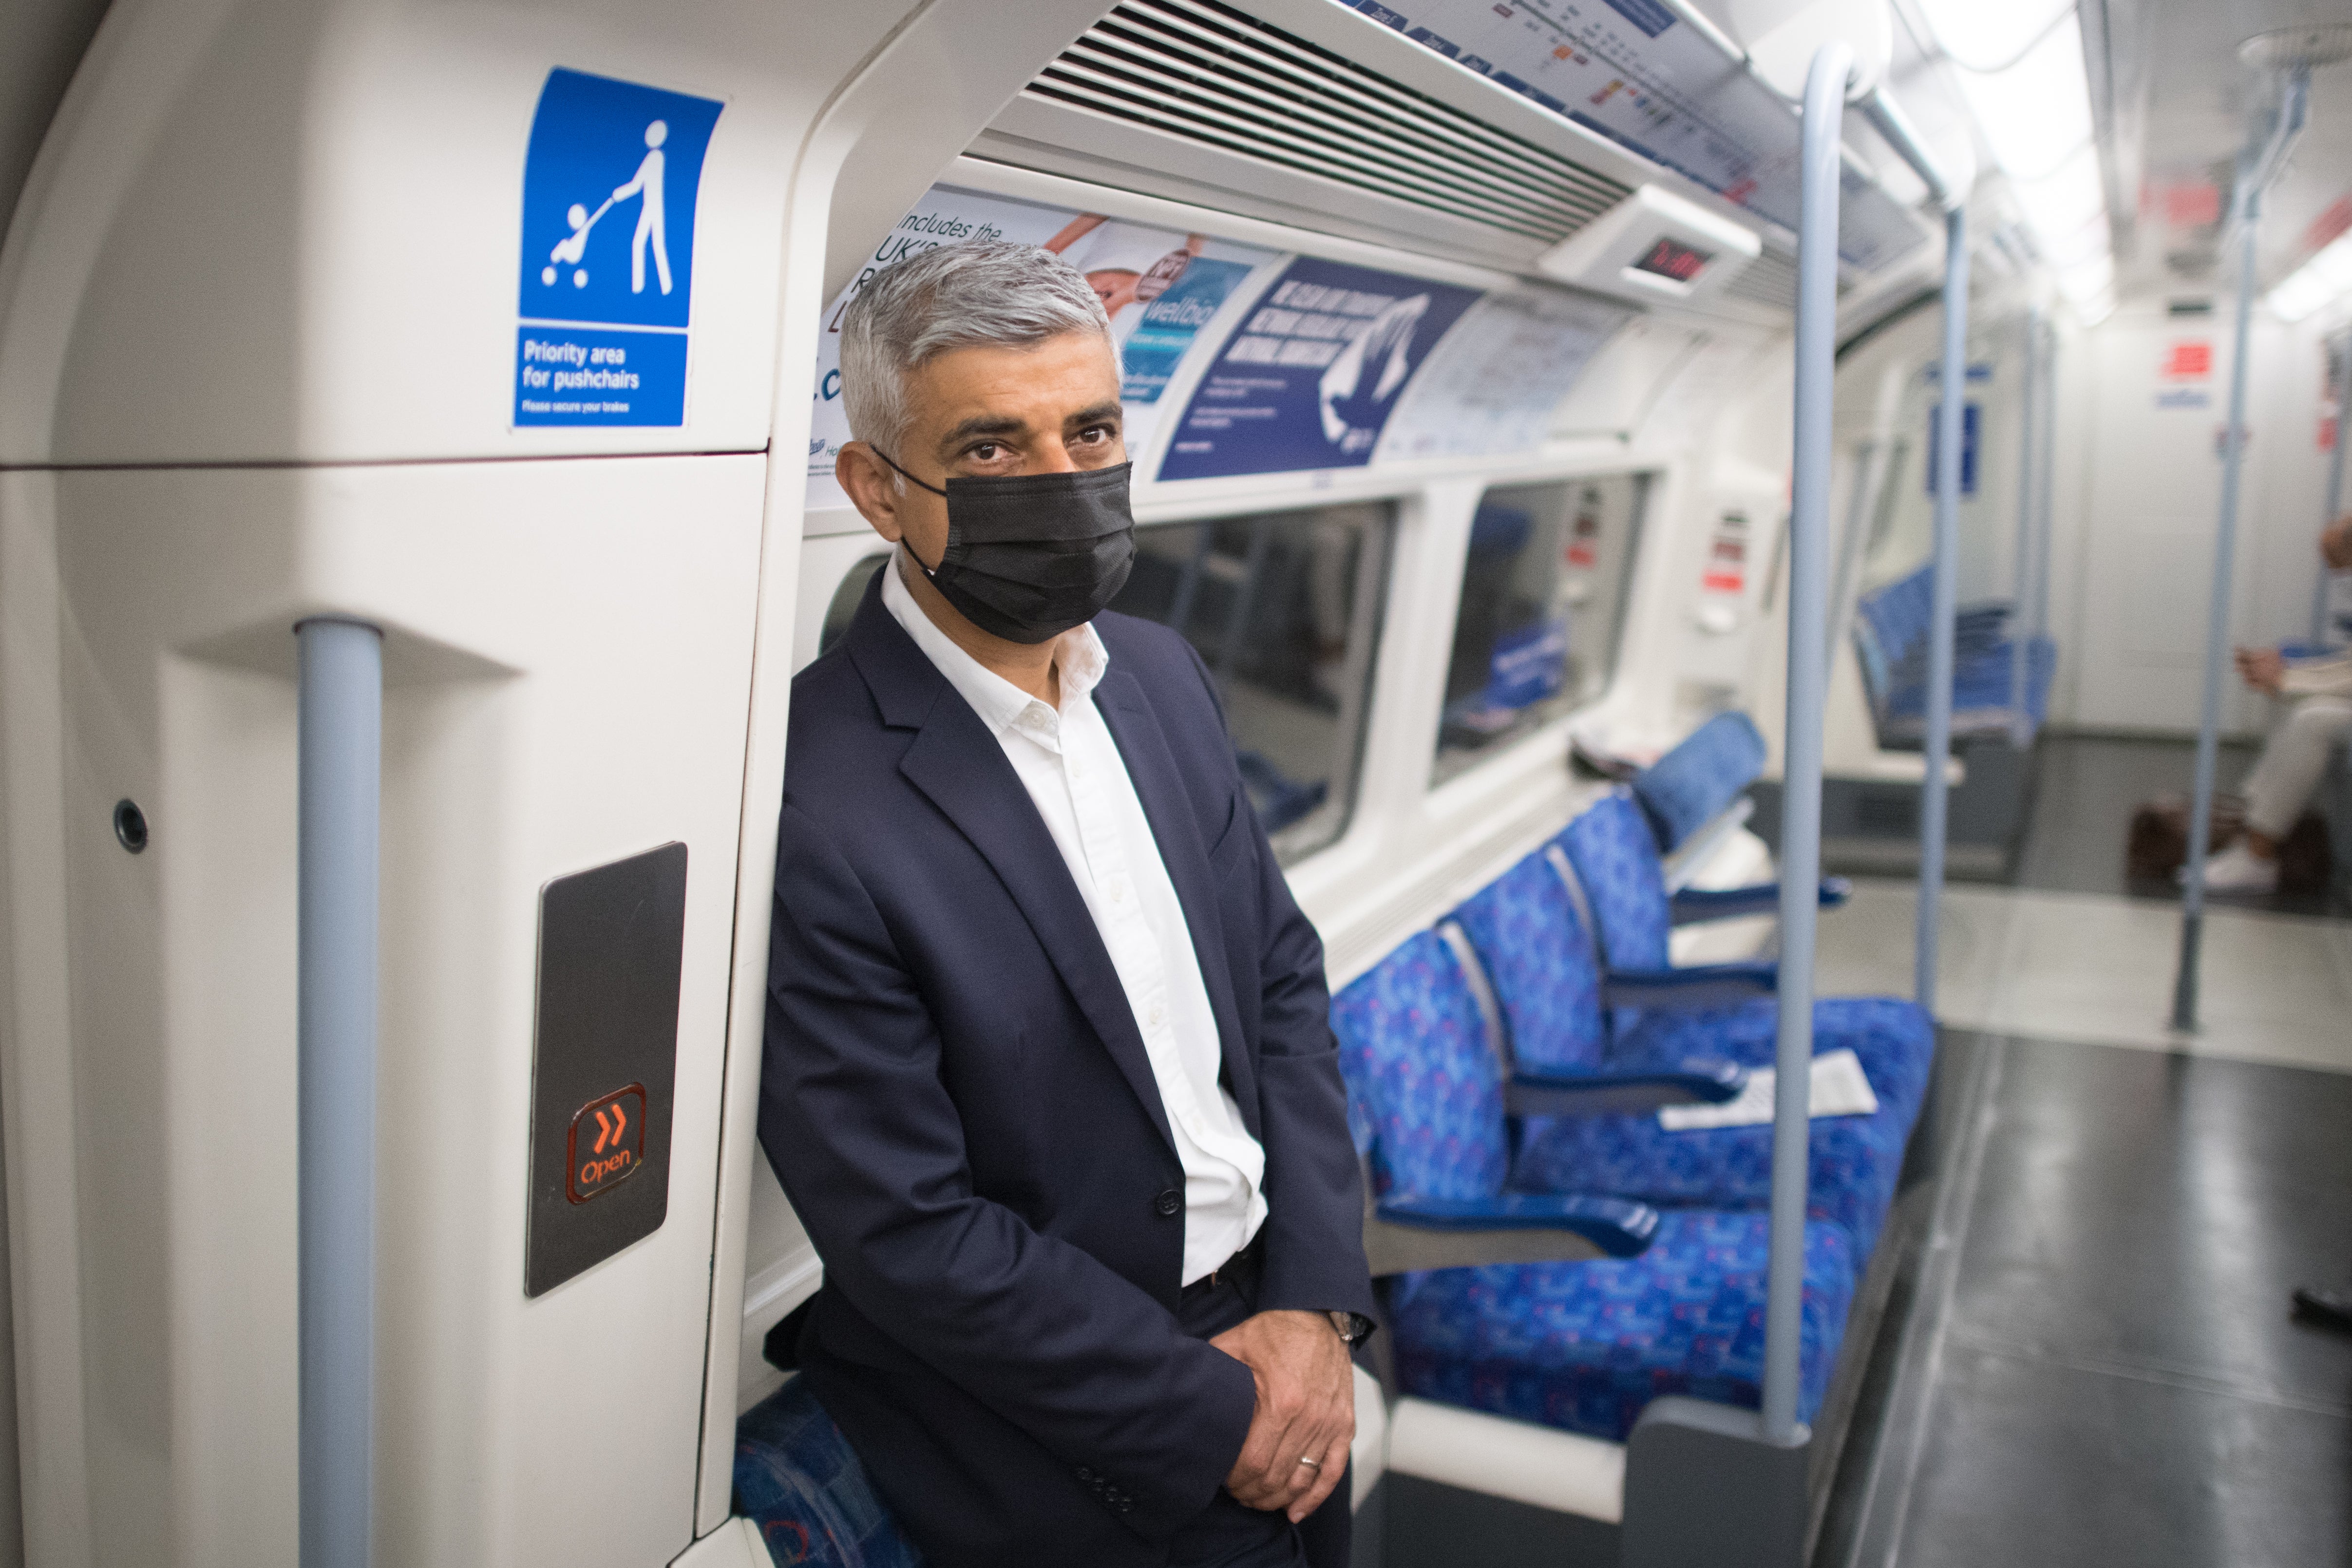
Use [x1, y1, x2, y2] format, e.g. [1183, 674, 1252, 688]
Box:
[4, 0, 2352, 1564]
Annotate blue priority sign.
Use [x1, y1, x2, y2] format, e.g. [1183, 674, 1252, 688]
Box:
[515, 69, 722, 427]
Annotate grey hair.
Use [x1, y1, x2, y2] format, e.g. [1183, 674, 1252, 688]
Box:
[839, 239, 1114, 470]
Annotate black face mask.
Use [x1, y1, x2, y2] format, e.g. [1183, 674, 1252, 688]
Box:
[873, 452, 1137, 644]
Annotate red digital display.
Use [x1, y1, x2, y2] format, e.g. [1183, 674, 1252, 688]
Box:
[1630, 236, 1713, 284]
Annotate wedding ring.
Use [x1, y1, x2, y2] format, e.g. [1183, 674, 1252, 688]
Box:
[1297, 1456, 1321, 1469]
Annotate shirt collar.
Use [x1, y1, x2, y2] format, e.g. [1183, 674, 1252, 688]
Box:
[879, 550, 1109, 736]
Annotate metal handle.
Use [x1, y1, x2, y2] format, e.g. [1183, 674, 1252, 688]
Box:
[2176, 72, 2308, 1031]
[1916, 207, 1969, 1012]
[298, 616, 382, 1568]
[2315, 329, 2350, 647]
[1764, 38, 1852, 1444]
[2008, 308, 2042, 749]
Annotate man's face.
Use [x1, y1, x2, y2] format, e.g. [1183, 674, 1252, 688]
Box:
[838, 329, 1126, 577]
[2324, 516, 2352, 572]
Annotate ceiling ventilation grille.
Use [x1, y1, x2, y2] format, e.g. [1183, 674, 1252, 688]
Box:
[1725, 251, 1798, 310]
[1024, 0, 1634, 247]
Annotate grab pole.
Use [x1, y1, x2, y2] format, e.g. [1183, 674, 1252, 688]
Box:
[2176, 74, 2307, 1031]
[1916, 208, 1969, 1013]
[298, 616, 382, 1568]
[2008, 308, 2041, 747]
[2032, 320, 2057, 663]
[2315, 329, 2349, 648]
[1764, 37, 1851, 1443]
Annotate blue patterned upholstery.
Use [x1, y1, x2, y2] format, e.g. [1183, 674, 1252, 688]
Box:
[1857, 566, 2058, 744]
[1620, 997, 1935, 1131]
[1329, 929, 1509, 1201]
[1451, 852, 1607, 1076]
[1555, 786, 1938, 1131]
[1558, 792, 1672, 972]
[1389, 1210, 1856, 1444]
[1510, 1087, 1913, 1257]
[1632, 713, 1767, 852]
[1448, 827, 1935, 1262]
[1337, 925, 1872, 1452]
[736, 1377, 924, 1568]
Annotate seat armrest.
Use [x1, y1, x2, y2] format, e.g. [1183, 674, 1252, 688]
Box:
[1504, 1060, 1747, 1117]
[1602, 962, 1778, 1010]
[1365, 1192, 1658, 1277]
[1669, 878, 1851, 926]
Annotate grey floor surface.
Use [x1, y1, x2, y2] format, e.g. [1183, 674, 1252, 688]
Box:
[1817, 1031, 2352, 1568]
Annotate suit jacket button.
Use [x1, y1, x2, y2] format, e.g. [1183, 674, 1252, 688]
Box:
[1154, 1189, 1181, 1217]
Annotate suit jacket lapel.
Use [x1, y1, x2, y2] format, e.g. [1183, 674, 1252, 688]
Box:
[1092, 668, 1261, 1135]
[850, 591, 1179, 1158]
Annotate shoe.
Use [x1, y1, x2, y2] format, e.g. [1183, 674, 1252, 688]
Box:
[2292, 1285, 2352, 1332]
[2182, 842, 2278, 894]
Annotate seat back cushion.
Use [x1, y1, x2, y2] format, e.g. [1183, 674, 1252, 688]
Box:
[1451, 850, 1608, 1075]
[1631, 712, 1767, 852]
[1331, 929, 1510, 1201]
[1558, 793, 1672, 972]
[736, 1376, 923, 1568]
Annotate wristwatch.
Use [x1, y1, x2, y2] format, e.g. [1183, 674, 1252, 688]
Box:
[1327, 1310, 1375, 1347]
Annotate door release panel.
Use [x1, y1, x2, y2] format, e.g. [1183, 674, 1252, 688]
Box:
[526, 842, 687, 1297]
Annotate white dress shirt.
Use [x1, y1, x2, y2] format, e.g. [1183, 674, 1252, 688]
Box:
[883, 557, 1268, 1285]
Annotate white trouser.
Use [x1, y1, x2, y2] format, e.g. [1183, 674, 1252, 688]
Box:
[2243, 695, 2352, 839]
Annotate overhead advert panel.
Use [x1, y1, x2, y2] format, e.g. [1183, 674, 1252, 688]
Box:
[1376, 285, 1631, 460]
[1158, 256, 1481, 479]
[1342, 0, 1926, 271]
[807, 187, 1278, 507]
[805, 180, 1633, 501]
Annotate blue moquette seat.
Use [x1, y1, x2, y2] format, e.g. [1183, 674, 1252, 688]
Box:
[1450, 846, 1926, 1258]
[1333, 930, 1859, 1445]
[1558, 791, 1936, 1122]
[1856, 565, 2055, 746]
[1628, 710, 1768, 854]
[736, 1376, 924, 1568]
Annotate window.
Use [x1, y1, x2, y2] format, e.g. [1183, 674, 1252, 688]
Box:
[1433, 474, 1646, 785]
[1111, 503, 1392, 864]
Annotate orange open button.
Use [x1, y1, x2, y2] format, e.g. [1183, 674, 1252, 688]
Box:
[567, 1084, 647, 1204]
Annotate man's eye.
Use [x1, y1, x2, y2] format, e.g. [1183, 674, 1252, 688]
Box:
[969, 442, 1003, 461]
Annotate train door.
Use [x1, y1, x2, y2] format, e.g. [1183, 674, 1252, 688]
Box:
[0, 4, 1106, 1564]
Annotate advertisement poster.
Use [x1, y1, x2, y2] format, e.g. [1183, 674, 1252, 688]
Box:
[1374, 285, 1629, 460]
[1157, 256, 1483, 482]
[807, 187, 1273, 509]
[1348, 0, 1925, 271]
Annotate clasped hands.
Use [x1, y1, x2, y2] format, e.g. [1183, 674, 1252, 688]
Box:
[1209, 1310, 1354, 1522]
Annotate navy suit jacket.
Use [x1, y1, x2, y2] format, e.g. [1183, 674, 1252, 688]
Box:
[759, 573, 1375, 1567]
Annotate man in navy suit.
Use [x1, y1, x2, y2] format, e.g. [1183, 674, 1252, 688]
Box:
[760, 240, 1376, 1567]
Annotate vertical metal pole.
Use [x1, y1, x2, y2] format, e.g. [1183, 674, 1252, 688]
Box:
[2009, 308, 2041, 746]
[2316, 330, 2350, 647]
[1764, 38, 1850, 1445]
[2032, 320, 2057, 656]
[1828, 439, 1880, 666]
[299, 616, 381, 1568]
[2173, 176, 2267, 1031]
[1916, 208, 1968, 1014]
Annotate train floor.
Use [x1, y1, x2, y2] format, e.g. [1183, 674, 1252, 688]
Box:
[1802, 733, 2352, 1567]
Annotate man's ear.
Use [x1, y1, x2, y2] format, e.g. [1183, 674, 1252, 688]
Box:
[837, 442, 905, 543]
